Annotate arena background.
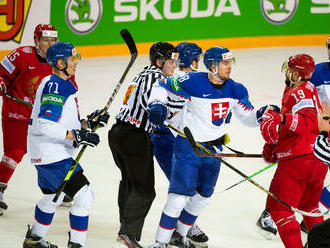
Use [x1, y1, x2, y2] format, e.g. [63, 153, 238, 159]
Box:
[0, 1, 329, 248]
[0, 0, 328, 57]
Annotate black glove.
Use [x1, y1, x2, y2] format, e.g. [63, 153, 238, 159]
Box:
[87, 108, 110, 130]
[147, 102, 169, 126]
[72, 129, 100, 148]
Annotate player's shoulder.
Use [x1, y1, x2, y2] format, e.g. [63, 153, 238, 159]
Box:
[225, 78, 248, 99]
[179, 72, 208, 86]
[315, 62, 329, 71]
[15, 46, 35, 54]
[304, 81, 316, 91]
[43, 74, 77, 97]
[186, 71, 208, 80]
[295, 81, 316, 97]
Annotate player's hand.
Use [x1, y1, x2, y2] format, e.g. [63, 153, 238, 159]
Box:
[256, 104, 280, 124]
[0, 77, 7, 95]
[72, 129, 100, 148]
[87, 108, 110, 130]
[147, 102, 169, 126]
[318, 101, 330, 132]
[262, 143, 278, 163]
[260, 110, 281, 144]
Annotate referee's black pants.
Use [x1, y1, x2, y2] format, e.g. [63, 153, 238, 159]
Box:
[108, 120, 156, 241]
[308, 217, 330, 248]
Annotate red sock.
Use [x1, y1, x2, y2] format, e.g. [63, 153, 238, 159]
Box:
[271, 210, 303, 248]
[303, 208, 323, 231]
[0, 159, 16, 184]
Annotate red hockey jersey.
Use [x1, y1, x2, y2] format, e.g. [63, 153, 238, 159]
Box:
[0, 46, 52, 122]
[0, 46, 77, 122]
[275, 81, 321, 160]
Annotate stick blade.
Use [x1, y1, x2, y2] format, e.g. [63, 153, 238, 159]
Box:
[120, 29, 137, 56]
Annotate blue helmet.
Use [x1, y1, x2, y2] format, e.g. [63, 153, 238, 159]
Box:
[203, 46, 234, 70]
[176, 42, 202, 67]
[46, 42, 78, 66]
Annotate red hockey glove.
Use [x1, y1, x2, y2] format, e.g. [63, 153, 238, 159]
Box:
[260, 110, 281, 144]
[262, 143, 278, 163]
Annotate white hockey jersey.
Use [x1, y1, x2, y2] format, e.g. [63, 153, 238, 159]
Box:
[149, 72, 258, 142]
[27, 74, 81, 165]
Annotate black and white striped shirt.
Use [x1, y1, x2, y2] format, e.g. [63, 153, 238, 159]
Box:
[116, 65, 165, 133]
[314, 131, 330, 165]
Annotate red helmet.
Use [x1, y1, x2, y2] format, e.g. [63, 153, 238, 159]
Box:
[34, 24, 58, 42]
[288, 54, 315, 80]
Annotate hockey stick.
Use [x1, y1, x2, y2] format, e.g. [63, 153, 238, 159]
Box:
[165, 122, 262, 158]
[2, 92, 32, 107]
[53, 29, 137, 203]
[214, 162, 277, 195]
[183, 127, 323, 217]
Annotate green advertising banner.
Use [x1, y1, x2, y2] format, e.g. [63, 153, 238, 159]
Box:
[50, 0, 329, 57]
[51, 0, 328, 46]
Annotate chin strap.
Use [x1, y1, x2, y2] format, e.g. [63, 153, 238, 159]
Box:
[208, 62, 221, 82]
[286, 71, 301, 88]
[190, 64, 198, 72]
[55, 63, 70, 77]
[36, 46, 46, 58]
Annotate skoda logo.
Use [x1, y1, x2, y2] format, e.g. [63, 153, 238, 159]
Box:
[65, 0, 102, 35]
[260, 0, 298, 25]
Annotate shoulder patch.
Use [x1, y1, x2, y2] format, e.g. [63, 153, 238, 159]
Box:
[306, 81, 315, 92]
[171, 77, 182, 92]
[22, 47, 32, 53]
[41, 93, 64, 106]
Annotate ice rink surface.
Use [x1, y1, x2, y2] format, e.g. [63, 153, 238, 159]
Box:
[0, 46, 328, 248]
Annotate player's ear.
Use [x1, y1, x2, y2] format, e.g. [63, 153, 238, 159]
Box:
[156, 58, 165, 69]
[56, 58, 65, 69]
[209, 63, 216, 73]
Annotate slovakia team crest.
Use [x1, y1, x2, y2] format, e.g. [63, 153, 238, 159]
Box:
[211, 102, 229, 126]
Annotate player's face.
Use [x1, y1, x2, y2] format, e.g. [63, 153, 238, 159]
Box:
[38, 37, 57, 57]
[162, 59, 177, 76]
[217, 60, 232, 80]
[66, 56, 80, 76]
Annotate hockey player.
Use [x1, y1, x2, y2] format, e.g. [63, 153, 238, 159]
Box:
[149, 42, 209, 247]
[0, 24, 58, 215]
[260, 54, 328, 248]
[147, 46, 273, 248]
[108, 42, 178, 248]
[258, 37, 330, 236]
[23, 42, 109, 248]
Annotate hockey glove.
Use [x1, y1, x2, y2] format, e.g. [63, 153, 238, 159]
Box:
[87, 108, 110, 130]
[256, 104, 280, 124]
[147, 102, 169, 126]
[260, 110, 281, 144]
[72, 129, 100, 148]
[262, 143, 278, 163]
[0, 77, 7, 95]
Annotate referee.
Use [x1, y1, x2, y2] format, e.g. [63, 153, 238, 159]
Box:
[108, 42, 178, 248]
[308, 101, 330, 248]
